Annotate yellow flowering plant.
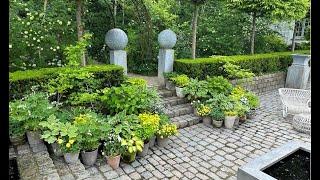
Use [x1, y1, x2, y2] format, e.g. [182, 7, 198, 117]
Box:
[196, 104, 211, 116]
[58, 122, 81, 153]
[156, 123, 178, 139]
[136, 113, 160, 141]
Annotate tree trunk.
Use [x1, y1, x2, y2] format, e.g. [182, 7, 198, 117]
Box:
[191, 4, 199, 59]
[291, 21, 297, 52]
[250, 12, 257, 55]
[43, 0, 48, 12]
[76, 0, 86, 66]
[113, 0, 117, 27]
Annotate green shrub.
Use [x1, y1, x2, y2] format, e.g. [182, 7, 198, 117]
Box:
[170, 74, 190, 87]
[174, 50, 310, 79]
[206, 76, 233, 95]
[9, 65, 124, 100]
[183, 78, 209, 101]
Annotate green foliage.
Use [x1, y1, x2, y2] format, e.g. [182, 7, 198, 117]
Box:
[58, 122, 81, 153]
[39, 115, 64, 144]
[163, 72, 179, 80]
[9, 65, 124, 100]
[209, 108, 225, 121]
[223, 62, 255, 80]
[9, 0, 77, 71]
[183, 78, 209, 101]
[64, 33, 92, 66]
[254, 34, 288, 54]
[125, 77, 147, 87]
[206, 76, 233, 95]
[156, 123, 178, 138]
[103, 134, 124, 157]
[205, 93, 234, 111]
[100, 85, 160, 115]
[137, 113, 160, 141]
[9, 92, 57, 132]
[170, 74, 190, 87]
[174, 50, 310, 79]
[244, 91, 260, 109]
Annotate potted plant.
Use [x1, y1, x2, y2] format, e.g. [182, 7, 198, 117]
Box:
[39, 115, 64, 156]
[196, 104, 211, 125]
[136, 113, 160, 157]
[10, 93, 56, 146]
[75, 113, 102, 166]
[121, 136, 144, 163]
[224, 111, 237, 129]
[170, 74, 190, 98]
[102, 133, 123, 169]
[156, 123, 178, 147]
[210, 108, 224, 128]
[58, 122, 81, 164]
[163, 72, 178, 90]
[244, 92, 260, 119]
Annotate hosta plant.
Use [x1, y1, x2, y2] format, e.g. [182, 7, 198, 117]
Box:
[121, 136, 144, 154]
[183, 78, 209, 101]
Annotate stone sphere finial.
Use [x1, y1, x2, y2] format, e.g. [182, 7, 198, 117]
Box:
[158, 29, 177, 49]
[105, 28, 128, 50]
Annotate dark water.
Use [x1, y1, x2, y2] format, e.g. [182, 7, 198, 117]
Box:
[263, 149, 310, 180]
[9, 158, 20, 180]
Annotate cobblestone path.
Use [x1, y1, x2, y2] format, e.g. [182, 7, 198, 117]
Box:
[10, 89, 311, 180]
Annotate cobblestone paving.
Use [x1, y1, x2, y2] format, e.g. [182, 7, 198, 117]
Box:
[13, 89, 311, 179]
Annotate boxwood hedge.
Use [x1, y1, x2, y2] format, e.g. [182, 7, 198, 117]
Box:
[9, 65, 124, 100]
[174, 50, 310, 79]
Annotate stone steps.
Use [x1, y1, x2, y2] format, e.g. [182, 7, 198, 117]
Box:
[164, 103, 194, 118]
[171, 114, 202, 129]
[162, 96, 188, 107]
[158, 89, 176, 98]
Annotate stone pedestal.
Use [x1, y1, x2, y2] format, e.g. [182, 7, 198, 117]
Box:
[285, 54, 311, 89]
[158, 49, 174, 77]
[110, 50, 127, 75]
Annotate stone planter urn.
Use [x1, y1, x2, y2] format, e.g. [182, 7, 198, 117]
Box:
[122, 151, 136, 163]
[202, 116, 212, 125]
[224, 116, 236, 129]
[81, 149, 98, 166]
[149, 136, 156, 147]
[49, 142, 63, 157]
[212, 119, 223, 128]
[107, 155, 121, 169]
[175, 87, 185, 98]
[138, 141, 150, 157]
[285, 54, 311, 89]
[26, 131, 43, 146]
[64, 152, 80, 164]
[10, 134, 26, 146]
[157, 136, 169, 147]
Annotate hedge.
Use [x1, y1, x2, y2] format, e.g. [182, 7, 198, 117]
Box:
[174, 50, 310, 79]
[10, 65, 124, 100]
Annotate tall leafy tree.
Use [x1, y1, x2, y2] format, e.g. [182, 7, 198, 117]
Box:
[190, 0, 206, 59]
[226, 0, 309, 54]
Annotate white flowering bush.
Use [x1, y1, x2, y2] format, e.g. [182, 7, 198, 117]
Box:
[9, 0, 77, 71]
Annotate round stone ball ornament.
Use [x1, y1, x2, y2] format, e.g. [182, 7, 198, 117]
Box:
[105, 28, 128, 50]
[158, 29, 177, 49]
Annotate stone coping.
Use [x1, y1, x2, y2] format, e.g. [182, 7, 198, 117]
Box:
[237, 140, 310, 180]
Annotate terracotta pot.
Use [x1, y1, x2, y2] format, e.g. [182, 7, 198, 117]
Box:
[149, 136, 156, 147]
[81, 149, 98, 166]
[212, 119, 223, 128]
[49, 142, 63, 157]
[10, 134, 26, 146]
[165, 80, 175, 90]
[138, 141, 150, 157]
[157, 136, 169, 147]
[122, 152, 136, 163]
[107, 155, 121, 169]
[64, 152, 79, 164]
[26, 131, 43, 146]
[224, 116, 236, 129]
[202, 116, 212, 125]
[175, 87, 185, 98]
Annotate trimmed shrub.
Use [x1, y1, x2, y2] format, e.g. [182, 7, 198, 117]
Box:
[9, 65, 124, 100]
[174, 50, 310, 79]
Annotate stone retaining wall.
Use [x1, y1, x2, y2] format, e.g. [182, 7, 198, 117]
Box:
[230, 72, 286, 94]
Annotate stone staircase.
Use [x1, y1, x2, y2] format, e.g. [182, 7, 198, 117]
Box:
[158, 88, 202, 129]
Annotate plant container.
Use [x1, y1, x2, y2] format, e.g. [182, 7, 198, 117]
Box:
[64, 152, 79, 164]
[138, 141, 150, 157]
[81, 149, 98, 166]
[175, 87, 185, 98]
[107, 155, 121, 169]
[149, 136, 156, 147]
[122, 151, 137, 163]
[224, 116, 236, 129]
[157, 136, 169, 147]
[212, 119, 223, 128]
[202, 116, 212, 125]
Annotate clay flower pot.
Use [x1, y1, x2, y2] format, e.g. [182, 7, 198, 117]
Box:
[157, 136, 169, 147]
[175, 87, 185, 98]
[107, 155, 121, 169]
[149, 136, 156, 147]
[81, 149, 98, 166]
[202, 116, 212, 125]
[138, 141, 150, 157]
[212, 119, 223, 128]
[122, 151, 137, 163]
[26, 131, 43, 146]
[224, 116, 236, 129]
[64, 152, 79, 164]
[10, 134, 26, 146]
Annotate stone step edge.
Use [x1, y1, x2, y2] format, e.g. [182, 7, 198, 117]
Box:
[171, 114, 203, 129]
